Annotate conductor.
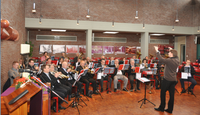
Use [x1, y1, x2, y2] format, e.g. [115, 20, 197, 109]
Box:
[154, 46, 179, 114]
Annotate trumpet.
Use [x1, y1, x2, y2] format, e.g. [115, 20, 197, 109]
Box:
[51, 71, 69, 79]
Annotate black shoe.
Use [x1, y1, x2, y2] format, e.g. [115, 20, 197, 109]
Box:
[181, 89, 186, 93]
[137, 88, 140, 90]
[93, 90, 99, 95]
[123, 88, 128, 92]
[130, 89, 134, 92]
[101, 88, 103, 92]
[188, 88, 192, 93]
[154, 108, 164, 112]
[164, 109, 172, 113]
[114, 88, 117, 92]
[68, 95, 71, 101]
[51, 105, 60, 112]
[59, 105, 66, 110]
[86, 94, 92, 98]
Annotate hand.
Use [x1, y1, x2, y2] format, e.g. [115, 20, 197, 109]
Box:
[54, 72, 59, 78]
[35, 66, 39, 70]
[67, 68, 71, 72]
[154, 46, 158, 52]
[168, 47, 172, 50]
[131, 66, 135, 69]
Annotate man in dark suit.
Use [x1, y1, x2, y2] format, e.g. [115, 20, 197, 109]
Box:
[109, 59, 128, 92]
[73, 53, 79, 67]
[77, 60, 98, 98]
[27, 59, 39, 71]
[154, 47, 179, 114]
[58, 62, 82, 96]
[40, 64, 70, 112]
[97, 59, 112, 92]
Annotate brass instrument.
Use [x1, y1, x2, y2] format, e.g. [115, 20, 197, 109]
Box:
[136, 51, 141, 59]
[149, 54, 154, 59]
[51, 71, 69, 79]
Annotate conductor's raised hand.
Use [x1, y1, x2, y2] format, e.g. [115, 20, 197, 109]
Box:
[154, 46, 158, 52]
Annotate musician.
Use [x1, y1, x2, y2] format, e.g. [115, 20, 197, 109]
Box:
[41, 52, 48, 63]
[46, 58, 52, 65]
[73, 53, 79, 66]
[19, 58, 25, 69]
[180, 59, 197, 94]
[57, 58, 64, 69]
[98, 55, 105, 64]
[27, 59, 39, 72]
[97, 59, 112, 92]
[154, 47, 179, 114]
[8, 61, 20, 85]
[86, 57, 91, 65]
[128, 60, 140, 92]
[58, 62, 82, 96]
[40, 64, 70, 112]
[140, 59, 148, 70]
[109, 57, 115, 66]
[60, 52, 66, 60]
[75, 58, 81, 69]
[77, 60, 98, 98]
[109, 59, 128, 92]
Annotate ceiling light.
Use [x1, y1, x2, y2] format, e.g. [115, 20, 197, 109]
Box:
[150, 34, 165, 36]
[175, 10, 179, 23]
[39, 17, 42, 24]
[51, 29, 66, 32]
[32, 3, 36, 13]
[135, 11, 138, 19]
[198, 26, 200, 32]
[175, 19, 179, 23]
[112, 21, 114, 27]
[103, 31, 119, 34]
[77, 19, 79, 25]
[86, 9, 90, 18]
[143, 23, 145, 29]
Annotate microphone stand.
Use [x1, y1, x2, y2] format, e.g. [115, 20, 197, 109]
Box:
[32, 76, 69, 104]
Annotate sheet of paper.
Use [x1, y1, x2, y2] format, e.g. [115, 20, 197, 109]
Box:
[181, 72, 188, 79]
[97, 73, 102, 80]
[137, 77, 150, 83]
[136, 73, 141, 79]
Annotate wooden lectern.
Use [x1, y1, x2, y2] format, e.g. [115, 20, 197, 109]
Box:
[1, 82, 43, 115]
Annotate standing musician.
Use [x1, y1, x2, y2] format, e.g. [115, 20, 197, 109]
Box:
[154, 47, 179, 114]
[58, 62, 82, 97]
[128, 59, 140, 92]
[40, 64, 70, 112]
[109, 59, 128, 92]
[76, 60, 98, 98]
[97, 59, 112, 92]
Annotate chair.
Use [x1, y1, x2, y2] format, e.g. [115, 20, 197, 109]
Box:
[51, 60, 58, 65]
[82, 83, 92, 95]
[52, 97, 59, 113]
[54, 57, 60, 60]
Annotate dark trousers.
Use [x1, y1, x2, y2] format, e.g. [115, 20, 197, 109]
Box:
[80, 78, 97, 95]
[99, 76, 112, 90]
[180, 77, 197, 90]
[52, 85, 68, 105]
[154, 75, 161, 88]
[59, 79, 72, 95]
[67, 80, 83, 93]
[159, 78, 177, 113]
[129, 75, 140, 89]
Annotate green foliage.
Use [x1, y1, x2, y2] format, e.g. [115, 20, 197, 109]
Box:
[25, 41, 34, 57]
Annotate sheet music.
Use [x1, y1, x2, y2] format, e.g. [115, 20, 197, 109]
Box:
[136, 73, 141, 79]
[97, 73, 102, 80]
[137, 77, 150, 83]
[181, 72, 188, 79]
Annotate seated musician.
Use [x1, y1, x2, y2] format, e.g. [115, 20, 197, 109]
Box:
[27, 59, 39, 72]
[128, 60, 140, 92]
[73, 53, 79, 67]
[19, 58, 25, 69]
[98, 55, 105, 64]
[8, 61, 20, 85]
[41, 52, 48, 64]
[57, 58, 64, 69]
[109, 57, 115, 66]
[109, 59, 128, 92]
[40, 64, 69, 112]
[58, 62, 82, 97]
[140, 59, 148, 71]
[180, 60, 197, 94]
[97, 59, 112, 92]
[77, 60, 98, 98]
[46, 58, 52, 65]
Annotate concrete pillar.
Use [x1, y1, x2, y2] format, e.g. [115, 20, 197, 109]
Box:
[141, 32, 149, 60]
[86, 29, 92, 58]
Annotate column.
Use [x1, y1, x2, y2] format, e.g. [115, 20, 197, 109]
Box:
[86, 29, 92, 58]
[140, 32, 149, 60]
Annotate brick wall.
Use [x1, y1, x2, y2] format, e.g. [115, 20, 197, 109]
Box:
[148, 36, 174, 58]
[25, 0, 200, 27]
[186, 35, 197, 62]
[1, 0, 26, 91]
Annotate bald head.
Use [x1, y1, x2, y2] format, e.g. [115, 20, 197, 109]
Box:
[114, 59, 119, 65]
[62, 61, 68, 69]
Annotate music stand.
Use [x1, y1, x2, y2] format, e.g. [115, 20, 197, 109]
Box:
[137, 77, 156, 108]
[104, 67, 115, 93]
[67, 70, 89, 115]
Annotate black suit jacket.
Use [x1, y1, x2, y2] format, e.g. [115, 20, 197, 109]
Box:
[40, 72, 61, 89]
[73, 56, 78, 66]
[109, 65, 125, 79]
[76, 66, 91, 80]
[59, 68, 75, 81]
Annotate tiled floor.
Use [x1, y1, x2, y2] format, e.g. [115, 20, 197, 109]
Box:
[52, 79, 200, 115]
